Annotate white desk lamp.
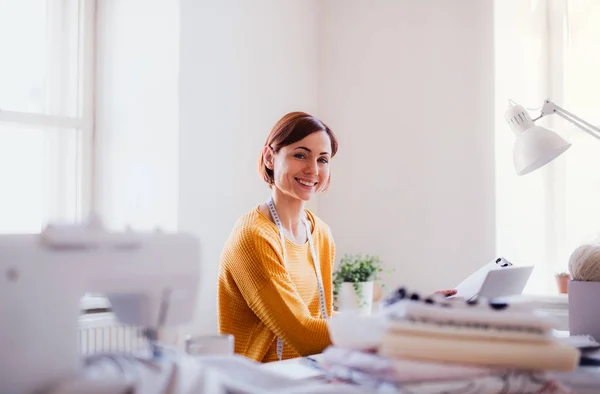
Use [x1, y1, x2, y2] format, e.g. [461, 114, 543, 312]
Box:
[505, 99, 600, 175]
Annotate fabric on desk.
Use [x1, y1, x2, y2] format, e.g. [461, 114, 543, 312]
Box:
[396, 372, 572, 394]
[321, 346, 500, 383]
[548, 366, 600, 393]
[45, 351, 366, 394]
[321, 363, 572, 394]
[218, 207, 335, 363]
[42, 353, 182, 394]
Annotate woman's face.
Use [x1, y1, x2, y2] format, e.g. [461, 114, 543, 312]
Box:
[266, 131, 332, 202]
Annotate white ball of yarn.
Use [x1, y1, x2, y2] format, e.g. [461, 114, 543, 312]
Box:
[569, 244, 600, 281]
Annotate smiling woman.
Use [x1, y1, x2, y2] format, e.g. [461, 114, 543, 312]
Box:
[218, 112, 339, 363]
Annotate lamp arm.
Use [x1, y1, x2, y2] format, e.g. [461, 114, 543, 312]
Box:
[537, 99, 600, 141]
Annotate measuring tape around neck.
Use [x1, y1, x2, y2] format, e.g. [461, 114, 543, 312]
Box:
[266, 196, 329, 360]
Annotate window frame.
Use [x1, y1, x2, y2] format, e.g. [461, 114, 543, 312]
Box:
[0, 0, 97, 225]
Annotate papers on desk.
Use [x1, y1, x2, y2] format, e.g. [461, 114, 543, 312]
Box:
[261, 356, 326, 380]
[553, 332, 600, 349]
[192, 355, 363, 393]
[453, 258, 533, 300]
[453, 260, 498, 300]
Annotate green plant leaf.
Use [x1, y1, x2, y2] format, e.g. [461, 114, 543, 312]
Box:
[332, 253, 393, 307]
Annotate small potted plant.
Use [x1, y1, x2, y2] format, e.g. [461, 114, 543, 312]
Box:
[333, 254, 387, 315]
[555, 271, 570, 294]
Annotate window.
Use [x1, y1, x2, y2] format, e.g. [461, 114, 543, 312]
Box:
[560, 1, 600, 269]
[0, 0, 95, 233]
[495, 0, 600, 293]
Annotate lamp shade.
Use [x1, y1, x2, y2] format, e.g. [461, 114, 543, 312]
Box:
[505, 102, 571, 175]
[513, 125, 571, 175]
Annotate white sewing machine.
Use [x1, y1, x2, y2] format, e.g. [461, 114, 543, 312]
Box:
[0, 216, 201, 394]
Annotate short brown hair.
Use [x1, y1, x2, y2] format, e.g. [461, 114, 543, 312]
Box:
[259, 111, 338, 189]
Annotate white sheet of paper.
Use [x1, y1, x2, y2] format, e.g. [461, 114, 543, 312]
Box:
[453, 261, 501, 300]
[261, 356, 326, 380]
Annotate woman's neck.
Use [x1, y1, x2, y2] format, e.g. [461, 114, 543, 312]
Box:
[271, 188, 306, 231]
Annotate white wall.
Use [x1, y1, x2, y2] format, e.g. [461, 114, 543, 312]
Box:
[317, 0, 496, 294]
[181, 0, 496, 334]
[95, 0, 179, 231]
[178, 0, 320, 335]
[97, 0, 496, 336]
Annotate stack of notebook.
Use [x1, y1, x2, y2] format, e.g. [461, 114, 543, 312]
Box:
[323, 290, 581, 393]
[378, 295, 580, 372]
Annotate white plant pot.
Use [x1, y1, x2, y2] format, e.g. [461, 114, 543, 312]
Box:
[337, 281, 374, 316]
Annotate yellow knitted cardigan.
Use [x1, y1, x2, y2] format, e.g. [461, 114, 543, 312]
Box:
[218, 206, 334, 362]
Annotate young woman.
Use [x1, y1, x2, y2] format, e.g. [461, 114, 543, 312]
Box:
[218, 112, 338, 362]
[217, 111, 457, 363]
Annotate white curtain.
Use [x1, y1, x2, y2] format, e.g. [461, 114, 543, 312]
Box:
[495, 0, 600, 294]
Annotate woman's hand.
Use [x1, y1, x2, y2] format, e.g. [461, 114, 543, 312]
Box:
[433, 289, 457, 298]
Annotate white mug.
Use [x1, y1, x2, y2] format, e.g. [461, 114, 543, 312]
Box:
[185, 334, 234, 356]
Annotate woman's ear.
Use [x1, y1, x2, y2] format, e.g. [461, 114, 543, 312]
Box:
[262, 145, 274, 170]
